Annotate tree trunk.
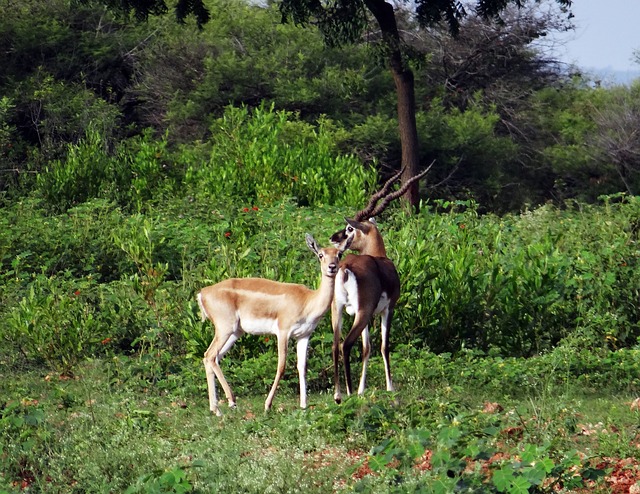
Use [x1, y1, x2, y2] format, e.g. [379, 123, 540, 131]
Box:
[393, 66, 420, 210]
[364, 0, 421, 210]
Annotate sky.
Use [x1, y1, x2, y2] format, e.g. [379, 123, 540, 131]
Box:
[555, 0, 639, 77]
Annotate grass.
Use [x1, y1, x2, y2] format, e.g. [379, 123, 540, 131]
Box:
[1, 350, 639, 493]
[0, 357, 361, 493]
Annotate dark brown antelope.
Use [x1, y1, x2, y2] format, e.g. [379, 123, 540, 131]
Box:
[198, 234, 350, 416]
[329, 166, 431, 403]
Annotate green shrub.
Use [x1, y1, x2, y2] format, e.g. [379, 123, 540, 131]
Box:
[125, 466, 194, 494]
[0, 198, 127, 283]
[113, 130, 176, 211]
[36, 129, 113, 211]
[0, 399, 51, 488]
[13, 70, 122, 166]
[4, 274, 102, 373]
[36, 130, 175, 213]
[387, 195, 640, 355]
[183, 104, 375, 208]
[2, 192, 639, 374]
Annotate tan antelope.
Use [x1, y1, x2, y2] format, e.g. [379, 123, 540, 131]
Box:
[198, 234, 351, 416]
[329, 166, 431, 403]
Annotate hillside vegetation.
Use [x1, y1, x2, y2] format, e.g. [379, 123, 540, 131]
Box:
[1, 0, 640, 492]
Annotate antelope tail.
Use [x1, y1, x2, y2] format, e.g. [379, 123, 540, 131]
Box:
[197, 292, 209, 322]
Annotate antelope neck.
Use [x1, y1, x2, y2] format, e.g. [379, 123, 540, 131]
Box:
[360, 234, 387, 257]
[306, 271, 337, 314]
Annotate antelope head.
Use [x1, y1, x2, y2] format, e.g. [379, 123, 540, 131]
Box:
[330, 165, 432, 256]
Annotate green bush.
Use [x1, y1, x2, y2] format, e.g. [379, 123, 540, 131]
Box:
[36, 130, 175, 213]
[36, 130, 113, 211]
[386, 196, 640, 355]
[183, 104, 375, 207]
[0, 198, 127, 283]
[2, 192, 639, 373]
[35, 104, 374, 213]
[13, 70, 122, 167]
[4, 274, 102, 373]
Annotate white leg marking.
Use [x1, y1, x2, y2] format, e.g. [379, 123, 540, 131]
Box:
[219, 333, 240, 360]
[203, 356, 221, 416]
[265, 335, 288, 411]
[358, 325, 370, 396]
[332, 299, 344, 404]
[296, 337, 310, 409]
[380, 308, 394, 392]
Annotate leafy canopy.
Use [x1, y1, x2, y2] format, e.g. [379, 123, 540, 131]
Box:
[90, 0, 573, 38]
[89, 0, 210, 27]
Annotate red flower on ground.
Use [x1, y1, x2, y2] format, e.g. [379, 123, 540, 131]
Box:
[252, 206, 259, 211]
[101, 338, 112, 345]
[224, 232, 231, 238]
[242, 207, 250, 212]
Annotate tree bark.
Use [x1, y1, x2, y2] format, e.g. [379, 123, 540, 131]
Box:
[364, 0, 421, 210]
[393, 67, 420, 210]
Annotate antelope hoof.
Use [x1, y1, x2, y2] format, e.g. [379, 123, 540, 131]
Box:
[334, 393, 342, 404]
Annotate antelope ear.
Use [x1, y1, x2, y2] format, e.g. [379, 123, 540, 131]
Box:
[305, 233, 319, 254]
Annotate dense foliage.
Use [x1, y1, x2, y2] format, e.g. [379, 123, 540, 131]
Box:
[1, 348, 639, 492]
[1, 0, 640, 210]
[1, 1, 640, 491]
[1, 0, 639, 372]
[2, 185, 640, 374]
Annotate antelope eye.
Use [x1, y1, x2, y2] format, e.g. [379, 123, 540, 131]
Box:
[347, 226, 354, 233]
[318, 253, 324, 259]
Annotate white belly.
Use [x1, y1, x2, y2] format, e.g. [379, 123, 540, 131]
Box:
[289, 319, 320, 340]
[239, 316, 279, 335]
[236, 313, 320, 341]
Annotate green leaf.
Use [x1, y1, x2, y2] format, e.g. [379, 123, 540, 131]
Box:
[510, 475, 532, 494]
[523, 464, 547, 486]
[539, 457, 555, 474]
[159, 471, 175, 485]
[407, 441, 426, 460]
[492, 466, 515, 492]
[521, 443, 539, 463]
[437, 425, 461, 447]
[431, 450, 452, 469]
[368, 455, 388, 471]
[431, 478, 458, 494]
